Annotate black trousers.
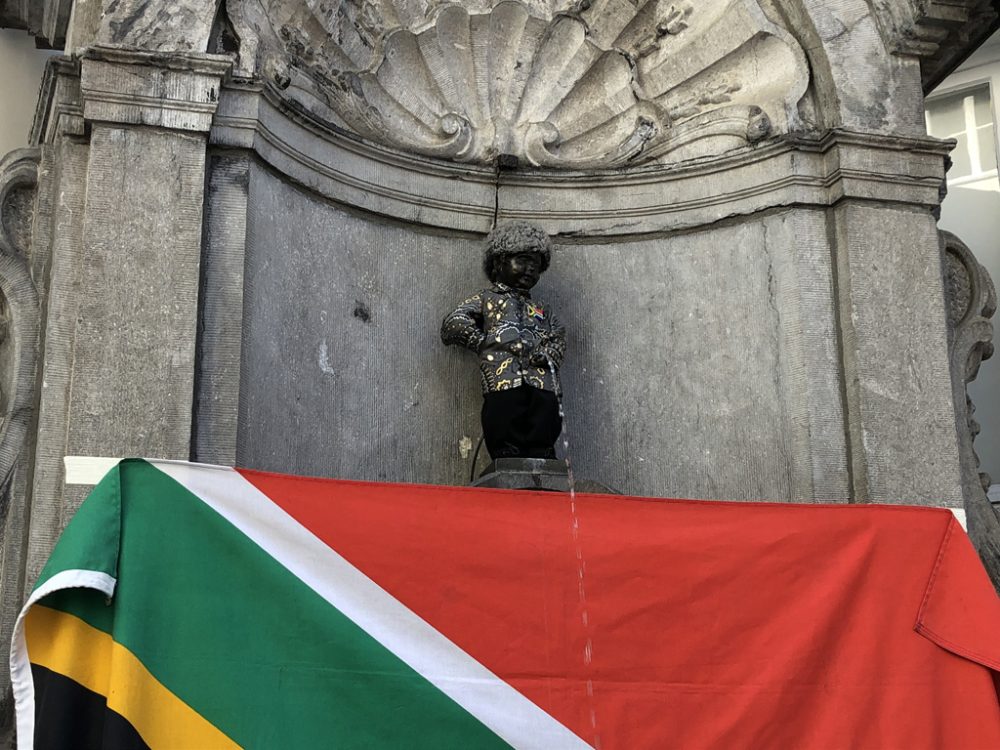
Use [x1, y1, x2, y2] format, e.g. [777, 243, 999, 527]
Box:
[481, 385, 563, 460]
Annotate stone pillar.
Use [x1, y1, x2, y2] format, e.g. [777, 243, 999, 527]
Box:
[24, 47, 231, 589]
[194, 151, 251, 465]
[831, 200, 964, 506]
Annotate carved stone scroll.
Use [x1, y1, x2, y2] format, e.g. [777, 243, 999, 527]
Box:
[225, 0, 809, 168]
[942, 230, 1000, 590]
[0, 150, 41, 523]
[97, 0, 221, 52]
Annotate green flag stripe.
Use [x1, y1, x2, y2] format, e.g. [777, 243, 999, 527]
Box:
[34, 463, 121, 591]
[157, 461, 591, 750]
[38, 586, 114, 634]
[40, 460, 511, 749]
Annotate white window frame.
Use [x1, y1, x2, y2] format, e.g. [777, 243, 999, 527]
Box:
[926, 74, 1000, 182]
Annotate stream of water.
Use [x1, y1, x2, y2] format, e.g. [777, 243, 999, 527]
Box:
[544, 354, 600, 748]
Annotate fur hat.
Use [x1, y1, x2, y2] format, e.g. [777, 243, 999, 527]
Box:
[483, 221, 552, 282]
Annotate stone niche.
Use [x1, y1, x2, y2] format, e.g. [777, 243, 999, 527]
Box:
[234, 179, 848, 502]
[5, 0, 1000, 732]
[3, 0, 1000, 721]
[185, 0, 962, 505]
[228, 0, 809, 168]
[4, 0, 1000, 630]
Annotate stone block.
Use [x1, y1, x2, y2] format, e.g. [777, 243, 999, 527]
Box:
[832, 202, 964, 506]
[81, 46, 230, 133]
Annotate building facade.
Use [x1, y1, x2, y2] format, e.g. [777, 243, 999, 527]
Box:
[2, 0, 1000, 729]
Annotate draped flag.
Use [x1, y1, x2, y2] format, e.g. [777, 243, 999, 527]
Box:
[11, 459, 1000, 748]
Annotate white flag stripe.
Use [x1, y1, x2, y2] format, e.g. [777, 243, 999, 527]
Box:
[11, 569, 118, 749]
[154, 461, 592, 750]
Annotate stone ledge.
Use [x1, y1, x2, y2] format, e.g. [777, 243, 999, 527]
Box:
[31, 58, 85, 143]
[0, 0, 71, 47]
[28, 57, 955, 235]
[80, 46, 232, 133]
[868, 0, 1000, 90]
[210, 81, 950, 235]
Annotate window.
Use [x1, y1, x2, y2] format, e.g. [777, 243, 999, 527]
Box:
[926, 84, 998, 186]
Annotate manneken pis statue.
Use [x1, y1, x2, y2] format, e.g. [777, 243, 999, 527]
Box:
[441, 221, 567, 460]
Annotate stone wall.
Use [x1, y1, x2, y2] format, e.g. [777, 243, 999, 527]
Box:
[207, 146, 962, 508]
[2, 0, 1000, 724]
[229, 174, 850, 501]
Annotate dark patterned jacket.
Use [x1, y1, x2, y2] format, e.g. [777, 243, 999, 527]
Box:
[441, 283, 566, 394]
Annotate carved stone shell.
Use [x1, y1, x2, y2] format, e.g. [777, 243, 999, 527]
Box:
[228, 0, 809, 169]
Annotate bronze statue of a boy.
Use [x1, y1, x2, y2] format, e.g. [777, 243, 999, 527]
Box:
[442, 221, 566, 460]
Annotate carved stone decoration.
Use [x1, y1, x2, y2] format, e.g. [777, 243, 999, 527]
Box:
[0, 150, 40, 524]
[941, 230, 1000, 591]
[226, 0, 809, 168]
[97, 0, 222, 53]
[868, 0, 1000, 91]
[0, 150, 41, 524]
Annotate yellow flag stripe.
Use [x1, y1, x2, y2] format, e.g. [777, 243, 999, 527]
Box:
[25, 605, 240, 749]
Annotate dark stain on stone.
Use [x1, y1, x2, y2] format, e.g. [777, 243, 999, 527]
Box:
[353, 300, 371, 323]
[108, 0, 151, 42]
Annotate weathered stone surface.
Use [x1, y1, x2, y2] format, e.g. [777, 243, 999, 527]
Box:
[65, 0, 104, 52]
[0, 146, 43, 718]
[98, 0, 221, 52]
[24, 125, 210, 589]
[789, 0, 927, 135]
[233, 174, 854, 501]
[0, 149, 41, 512]
[868, 0, 1000, 89]
[81, 46, 231, 132]
[831, 203, 963, 506]
[30, 57, 85, 145]
[19, 135, 86, 570]
[236, 177, 484, 485]
[1, 186, 33, 253]
[22, 52, 230, 596]
[194, 152, 251, 465]
[494, 129, 950, 234]
[216, 0, 994, 163]
[2, 3, 997, 693]
[942, 230, 1000, 589]
[228, 0, 808, 168]
[211, 81, 952, 234]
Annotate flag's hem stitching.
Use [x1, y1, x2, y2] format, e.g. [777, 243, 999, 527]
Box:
[9, 569, 117, 750]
